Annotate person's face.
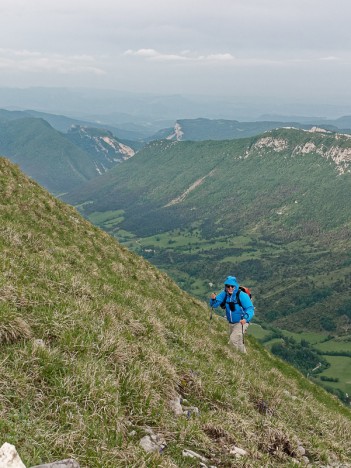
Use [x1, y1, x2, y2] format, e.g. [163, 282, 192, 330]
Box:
[225, 284, 235, 294]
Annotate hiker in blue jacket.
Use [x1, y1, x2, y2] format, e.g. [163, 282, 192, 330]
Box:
[210, 276, 254, 353]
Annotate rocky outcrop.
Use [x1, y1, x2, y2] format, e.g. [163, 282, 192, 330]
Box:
[250, 129, 351, 174]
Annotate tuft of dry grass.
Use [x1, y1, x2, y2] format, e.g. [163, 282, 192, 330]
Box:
[0, 310, 32, 344]
[258, 425, 297, 459]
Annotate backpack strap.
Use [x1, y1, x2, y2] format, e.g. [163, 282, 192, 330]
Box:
[236, 289, 242, 308]
[220, 293, 227, 309]
[220, 290, 242, 309]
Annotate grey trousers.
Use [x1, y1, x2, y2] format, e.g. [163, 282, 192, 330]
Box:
[228, 322, 249, 353]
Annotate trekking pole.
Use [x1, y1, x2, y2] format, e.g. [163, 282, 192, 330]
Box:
[241, 314, 245, 345]
[210, 290, 216, 321]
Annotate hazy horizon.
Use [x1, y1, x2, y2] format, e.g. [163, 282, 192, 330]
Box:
[1, 1, 351, 119]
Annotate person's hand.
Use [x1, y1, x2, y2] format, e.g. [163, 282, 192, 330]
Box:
[211, 293, 216, 300]
[240, 318, 247, 325]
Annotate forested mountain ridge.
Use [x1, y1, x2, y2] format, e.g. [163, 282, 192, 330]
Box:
[149, 118, 341, 141]
[65, 127, 351, 335]
[0, 156, 350, 467]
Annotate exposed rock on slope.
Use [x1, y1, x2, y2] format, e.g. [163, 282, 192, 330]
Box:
[66, 126, 136, 174]
[250, 127, 351, 173]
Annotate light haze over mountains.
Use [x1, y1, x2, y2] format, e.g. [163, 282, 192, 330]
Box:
[1, 0, 351, 120]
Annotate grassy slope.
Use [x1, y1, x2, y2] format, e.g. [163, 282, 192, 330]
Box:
[1, 157, 350, 467]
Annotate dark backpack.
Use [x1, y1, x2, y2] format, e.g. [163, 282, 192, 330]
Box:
[220, 286, 252, 310]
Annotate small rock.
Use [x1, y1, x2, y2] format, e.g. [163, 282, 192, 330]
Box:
[182, 449, 208, 463]
[30, 460, 79, 468]
[296, 445, 306, 457]
[0, 443, 26, 468]
[139, 429, 167, 454]
[169, 395, 183, 415]
[139, 436, 160, 453]
[229, 446, 248, 458]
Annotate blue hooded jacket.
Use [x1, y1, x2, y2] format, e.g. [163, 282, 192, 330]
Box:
[209, 276, 254, 324]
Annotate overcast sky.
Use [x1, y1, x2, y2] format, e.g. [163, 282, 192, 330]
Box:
[1, 0, 351, 112]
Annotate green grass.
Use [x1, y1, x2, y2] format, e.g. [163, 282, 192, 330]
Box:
[2, 157, 351, 467]
[319, 356, 351, 393]
[315, 339, 351, 353]
[88, 210, 124, 224]
[247, 323, 272, 340]
[281, 330, 330, 345]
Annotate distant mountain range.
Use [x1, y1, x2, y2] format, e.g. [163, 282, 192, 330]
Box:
[0, 108, 146, 140]
[2, 103, 351, 199]
[64, 126, 351, 335]
[258, 113, 351, 129]
[2, 86, 351, 124]
[149, 118, 347, 141]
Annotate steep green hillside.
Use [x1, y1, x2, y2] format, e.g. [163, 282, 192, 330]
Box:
[0, 118, 98, 193]
[1, 157, 350, 467]
[65, 128, 351, 335]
